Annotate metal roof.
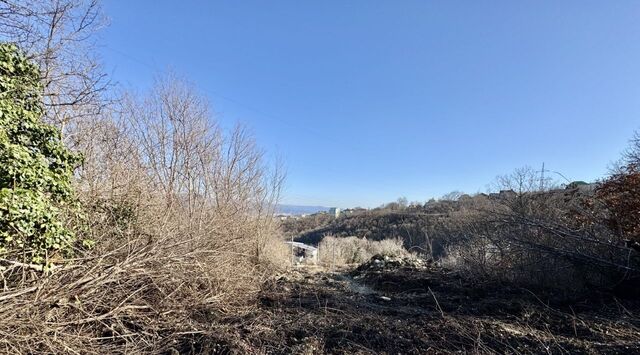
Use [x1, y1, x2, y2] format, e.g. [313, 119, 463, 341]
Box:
[284, 241, 317, 251]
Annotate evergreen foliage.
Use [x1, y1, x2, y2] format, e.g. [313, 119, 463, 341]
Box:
[0, 43, 81, 263]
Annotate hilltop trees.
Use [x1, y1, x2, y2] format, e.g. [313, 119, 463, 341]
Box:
[440, 190, 464, 201]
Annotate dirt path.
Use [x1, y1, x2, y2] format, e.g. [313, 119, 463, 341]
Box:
[255, 267, 437, 353]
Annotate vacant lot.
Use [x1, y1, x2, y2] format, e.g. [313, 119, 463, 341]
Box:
[196, 259, 640, 354]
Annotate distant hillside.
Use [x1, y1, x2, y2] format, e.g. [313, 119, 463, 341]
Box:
[285, 186, 600, 259]
[276, 204, 330, 216]
[291, 208, 446, 256]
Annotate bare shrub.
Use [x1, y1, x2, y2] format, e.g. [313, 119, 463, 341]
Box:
[318, 236, 411, 266]
[0, 73, 289, 353]
[75, 73, 287, 264]
[439, 167, 639, 291]
[0, 236, 266, 353]
[622, 130, 640, 169]
[0, 3, 292, 352]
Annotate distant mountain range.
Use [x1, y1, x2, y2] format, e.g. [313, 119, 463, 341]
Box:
[276, 204, 330, 216]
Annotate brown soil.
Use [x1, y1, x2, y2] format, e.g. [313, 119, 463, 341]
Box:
[186, 264, 640, 354]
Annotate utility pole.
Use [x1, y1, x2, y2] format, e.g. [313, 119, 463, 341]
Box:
[290, 235, 295, 267]
[540, 162, 545, 191]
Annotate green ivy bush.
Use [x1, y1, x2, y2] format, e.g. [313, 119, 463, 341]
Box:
[0, 43, 81, 264]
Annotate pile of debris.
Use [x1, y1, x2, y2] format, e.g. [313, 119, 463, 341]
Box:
[353, 254, 428, 274]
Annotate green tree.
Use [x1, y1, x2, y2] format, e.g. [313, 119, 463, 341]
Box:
[0, 43, 81, 264]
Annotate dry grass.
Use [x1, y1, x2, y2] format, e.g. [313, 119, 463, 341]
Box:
[0, 191, 290, 353]
[0, 241, 252, 353]
[318, 236, 413, 266]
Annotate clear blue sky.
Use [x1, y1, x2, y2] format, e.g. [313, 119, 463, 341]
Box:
[99, 1, 640, 208]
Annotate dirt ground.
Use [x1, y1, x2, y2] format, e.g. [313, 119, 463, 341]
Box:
[184, 261, 640, 354]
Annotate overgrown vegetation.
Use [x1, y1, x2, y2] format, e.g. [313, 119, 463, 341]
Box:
[1, 1, 640, 353]
[0, 3, 288, 352]
[289, 157, 640, 295]
[0, 44, 81, 264]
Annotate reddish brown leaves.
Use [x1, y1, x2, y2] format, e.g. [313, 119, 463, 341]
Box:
[597, 165, 640, 242]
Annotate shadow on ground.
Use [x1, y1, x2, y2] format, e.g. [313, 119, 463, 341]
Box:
[190, 260, 640, 354]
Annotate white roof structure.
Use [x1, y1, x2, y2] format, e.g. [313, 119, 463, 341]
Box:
[284, 241, 317, 251]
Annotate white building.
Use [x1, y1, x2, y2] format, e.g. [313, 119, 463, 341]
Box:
[328, 207, 341, 218]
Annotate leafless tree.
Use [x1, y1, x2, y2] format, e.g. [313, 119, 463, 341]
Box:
[623, 130, 640, 169]
[0, 0, 109, 137]
[0, 4, 294, 352]
[440, 190, 463, 201]
[396, 196, 408, 208]
[113, 73, 285, 260]
[436, 165, 639, 289]
[493, 166, 542, 194]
